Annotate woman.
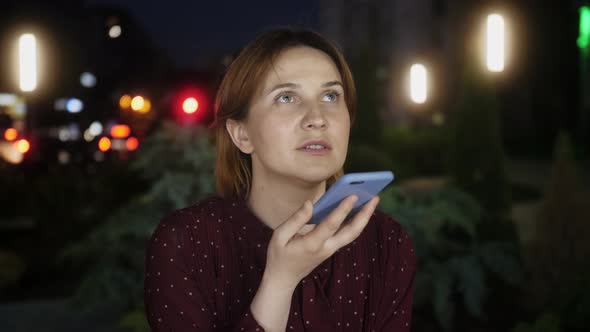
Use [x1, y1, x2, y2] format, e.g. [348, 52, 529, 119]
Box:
[144, 28, 416, 332]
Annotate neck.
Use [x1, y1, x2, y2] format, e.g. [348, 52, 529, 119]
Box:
[246, 169, 326, 231]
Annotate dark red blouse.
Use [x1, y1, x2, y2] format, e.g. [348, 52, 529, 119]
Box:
[144, 195, 417, 331]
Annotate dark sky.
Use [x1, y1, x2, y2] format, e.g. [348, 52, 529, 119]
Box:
[85, 0, 319, 67]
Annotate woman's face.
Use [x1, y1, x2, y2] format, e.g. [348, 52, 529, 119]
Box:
[228, 46, 350, 185]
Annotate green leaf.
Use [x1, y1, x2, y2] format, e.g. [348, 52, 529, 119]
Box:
[433, 264, 455, 331]
[119, 309, 150, 332]
[450, 255, 486, 318]
[477, 242, 524, 285]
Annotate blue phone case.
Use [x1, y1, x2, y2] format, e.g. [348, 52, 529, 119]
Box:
[307, 171, 395, 225]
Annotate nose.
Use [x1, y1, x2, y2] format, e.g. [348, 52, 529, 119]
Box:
[302, 105, 327, 130]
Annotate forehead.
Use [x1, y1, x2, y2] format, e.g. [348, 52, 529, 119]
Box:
[261, 46, 342, 90]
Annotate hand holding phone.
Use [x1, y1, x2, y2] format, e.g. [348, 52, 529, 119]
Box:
[307, 171, 394, 225]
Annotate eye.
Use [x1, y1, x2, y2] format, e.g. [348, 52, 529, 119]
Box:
[276, 93, 297, 103]
[322, 91, 341, 102]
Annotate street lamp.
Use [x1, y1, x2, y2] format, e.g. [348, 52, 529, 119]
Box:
[410, 64, 428, 104]
[19, 33, 37, 92]
[486, 14, 505, 72]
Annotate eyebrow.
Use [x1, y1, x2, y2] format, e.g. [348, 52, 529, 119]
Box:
[265, 81, 344, 95]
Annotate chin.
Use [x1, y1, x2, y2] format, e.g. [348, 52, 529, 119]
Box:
[296, 165, 341, 184]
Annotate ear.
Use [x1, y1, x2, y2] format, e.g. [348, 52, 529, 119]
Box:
[226, 119, 254, 154]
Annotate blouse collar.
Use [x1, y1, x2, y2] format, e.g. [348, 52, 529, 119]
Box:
[228, 195, 332, 279]
[230, 196, 274, 245]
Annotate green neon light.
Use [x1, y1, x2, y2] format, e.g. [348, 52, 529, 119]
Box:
[578, 6, 590, 49]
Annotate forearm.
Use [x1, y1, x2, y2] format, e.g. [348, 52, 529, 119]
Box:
[250, 273, 297, 332]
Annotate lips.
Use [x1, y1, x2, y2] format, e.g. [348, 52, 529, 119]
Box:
[296, 139, 332, 150]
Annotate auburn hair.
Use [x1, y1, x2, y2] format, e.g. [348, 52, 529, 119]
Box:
[212, 28, 357, 199]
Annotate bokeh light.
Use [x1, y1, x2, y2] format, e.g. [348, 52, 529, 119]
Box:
[4, 128, 18, 141]
[80, 72, 97, 87]
[108, 25, 122, 38]
[182, 97, 199, 114]
[410, 64, 428, 104]
[126, 137, 139, 151]
[487, 14, 505, 72]
[14, 139, 30, 153]
[98, 137, 111, 152]
[131, 96, 145, 111]
[110, 124, 130, 138]
[19, 34, 37, 92]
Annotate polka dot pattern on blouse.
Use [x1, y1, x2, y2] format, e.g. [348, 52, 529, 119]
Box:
[144, 195, 417, 331]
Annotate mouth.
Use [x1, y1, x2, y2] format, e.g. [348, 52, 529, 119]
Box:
[296, 140, 332, 151]
[297, 148, 330, 156]
[296, 141, 332, 156]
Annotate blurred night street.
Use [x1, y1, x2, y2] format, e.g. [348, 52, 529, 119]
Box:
[1, 0, 590, 331]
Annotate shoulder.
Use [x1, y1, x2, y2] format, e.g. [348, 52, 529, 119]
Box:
[149, 194, 233, 244]
[370, 209, 411, 241]
[157, 194, 230, 227]
[366, 209, 417, 264]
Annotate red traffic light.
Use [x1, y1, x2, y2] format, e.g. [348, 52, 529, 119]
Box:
[170, 84, 212, 125]
[182, 97, 199, 114]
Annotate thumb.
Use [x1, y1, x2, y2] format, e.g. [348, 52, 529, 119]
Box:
[275, 200, 313, 244]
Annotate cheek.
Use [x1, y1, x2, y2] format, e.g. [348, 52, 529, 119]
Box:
[331, 112, 351, 137]
[252, 118, 292, 152]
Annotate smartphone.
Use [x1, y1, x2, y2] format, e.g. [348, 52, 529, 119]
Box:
[307, 171, 395, 225]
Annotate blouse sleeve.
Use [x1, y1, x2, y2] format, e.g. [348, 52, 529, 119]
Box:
[374, 216, 418, 332]
[144, 210, 266, 331]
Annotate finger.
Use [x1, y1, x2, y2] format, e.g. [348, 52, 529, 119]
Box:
[303, 195, 358, 248]
[274, 200, 313, 245]
[324, 196, 380, 251]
